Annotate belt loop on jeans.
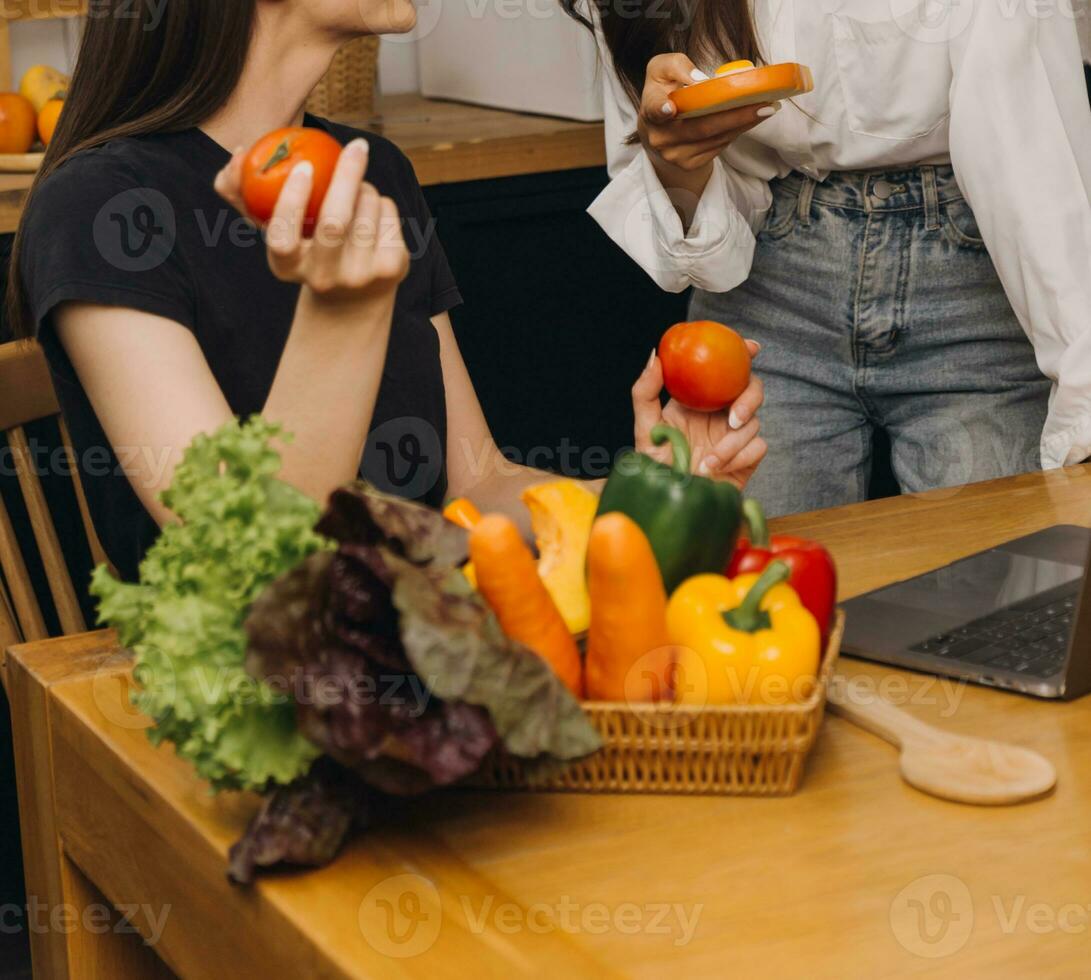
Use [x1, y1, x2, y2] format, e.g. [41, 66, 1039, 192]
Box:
[921, 165, 941, 231]
[797, 175, 816, 226]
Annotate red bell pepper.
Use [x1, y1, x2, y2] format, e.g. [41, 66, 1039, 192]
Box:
[727, 499, 837, 639]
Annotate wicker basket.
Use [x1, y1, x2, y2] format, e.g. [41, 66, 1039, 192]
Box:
[307, 36, 380, 120]
[473, 611, 845, 797]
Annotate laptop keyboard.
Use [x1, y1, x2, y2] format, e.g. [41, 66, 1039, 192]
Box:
[909, 580, 1080, 679]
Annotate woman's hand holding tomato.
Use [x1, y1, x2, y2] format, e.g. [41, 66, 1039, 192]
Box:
[631, 335, 766, 489]
[215, 131, 409, 302]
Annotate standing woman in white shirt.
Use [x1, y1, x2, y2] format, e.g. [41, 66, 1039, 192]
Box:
[567, 0, 1091, 516]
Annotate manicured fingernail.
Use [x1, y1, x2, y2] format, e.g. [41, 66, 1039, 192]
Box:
[290, 161, 314, 181]
[756, 104, 781, 118]
[346, 138, 369, 157]
[647, 347, 658, 370]
[662, 101, 675, 117]
[746, 339, 762, 353]
[690, 68, 710, 82]
[699, 457, 717, 476]
[729, 408, 746, 430]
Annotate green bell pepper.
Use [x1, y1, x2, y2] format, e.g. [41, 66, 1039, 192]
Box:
[596, 424, 743, 593]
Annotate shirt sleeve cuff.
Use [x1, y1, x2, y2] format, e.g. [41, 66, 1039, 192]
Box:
[1041, 417, 1091, 469]
[588, 152, 758, 294]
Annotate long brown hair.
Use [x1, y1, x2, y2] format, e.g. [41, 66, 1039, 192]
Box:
[5, 0, 258, 339]
[563, 0, 763, 108]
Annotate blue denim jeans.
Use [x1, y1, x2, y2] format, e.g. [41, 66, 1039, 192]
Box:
[690, 165, 1050, 517]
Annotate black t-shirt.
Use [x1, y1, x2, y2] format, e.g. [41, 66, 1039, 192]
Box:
[21, 117, 459, 582]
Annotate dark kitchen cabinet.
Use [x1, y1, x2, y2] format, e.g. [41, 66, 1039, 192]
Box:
[425, 167, 688, 479]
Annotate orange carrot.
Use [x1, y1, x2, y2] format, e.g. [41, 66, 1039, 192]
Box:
[469, 514, 583, 697]
[585, 513, 674, 703]
[443, 497, 483, 530]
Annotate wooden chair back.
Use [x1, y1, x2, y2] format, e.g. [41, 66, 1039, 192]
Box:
[0, 340, 109, 648]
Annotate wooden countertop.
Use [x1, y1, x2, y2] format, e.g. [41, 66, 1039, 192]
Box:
[9, 466, 1091, 978]
[0, 95, 607, 234]
[360, 93, 607, 186]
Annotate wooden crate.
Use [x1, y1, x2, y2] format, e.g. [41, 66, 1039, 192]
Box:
[0, 0, 86, 91]
[307, 35, 380, 120]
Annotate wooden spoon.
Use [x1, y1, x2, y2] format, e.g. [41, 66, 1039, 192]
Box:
[827, 675, 1057, 805]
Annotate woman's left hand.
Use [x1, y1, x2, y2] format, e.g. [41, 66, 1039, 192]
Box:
[631, 342, 767, 489]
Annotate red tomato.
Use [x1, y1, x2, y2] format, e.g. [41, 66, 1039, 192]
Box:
[240, 127, 343, 236]
[0, 93, 37, 154]
[658, 320, 752, 412]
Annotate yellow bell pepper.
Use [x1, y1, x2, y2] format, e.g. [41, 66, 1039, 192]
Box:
[522, 480, 598, 634]
[666, 561, 820, 706]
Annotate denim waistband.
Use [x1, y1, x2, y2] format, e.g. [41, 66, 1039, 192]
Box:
[776, 164, 965, 216]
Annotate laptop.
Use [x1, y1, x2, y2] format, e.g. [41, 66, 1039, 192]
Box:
[842, 525, 1091, 700]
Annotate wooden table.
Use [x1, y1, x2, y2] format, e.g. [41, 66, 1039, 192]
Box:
[0, 95, 607, 234]
[8, 467, 1091, 978]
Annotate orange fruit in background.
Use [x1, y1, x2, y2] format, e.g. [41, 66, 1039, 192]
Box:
[0, 93, 37, 154]
[37, 98, 64, 147]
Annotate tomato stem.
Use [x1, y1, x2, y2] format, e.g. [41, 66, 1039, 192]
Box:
[261, 139, 292, 174]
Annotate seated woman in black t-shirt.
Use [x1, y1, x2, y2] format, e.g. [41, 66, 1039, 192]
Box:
[7, 0, 766, 582]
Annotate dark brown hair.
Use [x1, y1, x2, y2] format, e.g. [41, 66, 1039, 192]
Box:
[563, 0, 763, 108]
[5, 0, 258, 339]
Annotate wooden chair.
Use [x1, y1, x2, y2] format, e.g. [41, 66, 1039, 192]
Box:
[0, 340, 110, 690]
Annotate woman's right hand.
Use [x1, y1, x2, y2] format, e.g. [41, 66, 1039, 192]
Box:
[215, 138, 409, 303]
[638, 54, 776, 202]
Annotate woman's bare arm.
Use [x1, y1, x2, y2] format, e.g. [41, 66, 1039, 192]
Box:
[55, 138, 408, 524]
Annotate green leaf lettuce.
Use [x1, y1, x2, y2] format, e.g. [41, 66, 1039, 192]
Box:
[90, 417, 330, 792]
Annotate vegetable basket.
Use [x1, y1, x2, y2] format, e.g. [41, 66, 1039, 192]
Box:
[307, 36, 380, 120]
[473, 611, 844, 797]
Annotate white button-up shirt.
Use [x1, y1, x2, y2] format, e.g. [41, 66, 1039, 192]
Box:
[588, 0, 1091, 470]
